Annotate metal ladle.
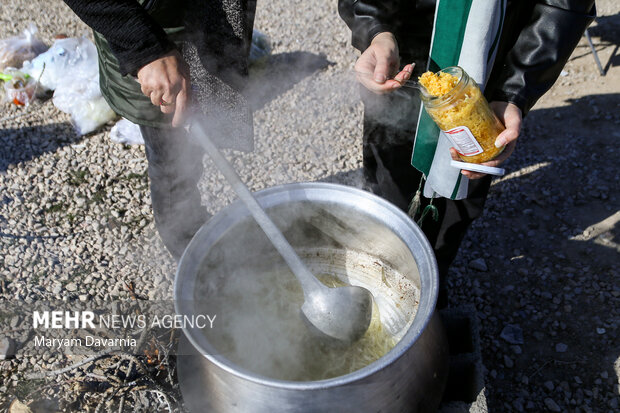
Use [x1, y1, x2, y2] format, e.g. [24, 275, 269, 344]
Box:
[189, 117, 373, 343]
[352, 70, 431, 97]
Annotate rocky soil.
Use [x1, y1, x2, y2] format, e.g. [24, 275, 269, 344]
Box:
[0, 0, 618, 412]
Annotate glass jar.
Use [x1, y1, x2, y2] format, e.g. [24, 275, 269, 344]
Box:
[420, 66, 505, 164]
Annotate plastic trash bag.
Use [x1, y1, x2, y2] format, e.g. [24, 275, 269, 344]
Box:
[22, 36, 116, 135]
[0, 24, 48, 72]
[22, 36, 98, 91]
[109, 118, 144, 145]
[249, 30, 271, 67]
[53, 81, 116, 135]
[0, 68, 37, 106]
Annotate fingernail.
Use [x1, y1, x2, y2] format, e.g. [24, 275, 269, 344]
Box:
[494, 139, 504, 148]
[374, 74, 386, 83]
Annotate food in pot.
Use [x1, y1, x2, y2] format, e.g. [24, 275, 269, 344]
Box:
[419, 67, 505, 163]
[195, 248, 419, 381]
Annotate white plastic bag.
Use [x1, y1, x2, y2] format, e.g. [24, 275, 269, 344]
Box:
[22, 36, 98, 91]
[53, 85, 116, 135]
[0, 24, 47, 72]
[110, 118, 144, 145]
[23, 36, 116, 135]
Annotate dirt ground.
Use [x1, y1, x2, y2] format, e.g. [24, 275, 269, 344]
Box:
[443, 4, 620, 411]
[0, 1, 618, 412]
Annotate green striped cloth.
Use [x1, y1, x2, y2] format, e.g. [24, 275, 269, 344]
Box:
[411, 0, 506, 200]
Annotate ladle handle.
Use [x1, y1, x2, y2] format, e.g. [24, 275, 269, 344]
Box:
[189, 118, 324, 295]
[352, 70, 429, 96]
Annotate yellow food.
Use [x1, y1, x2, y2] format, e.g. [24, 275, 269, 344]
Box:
[419, 71, 459, 96]
[197, 250, 418, 382]
[419, 70, 504, 163]
[312, 274, 396, 379]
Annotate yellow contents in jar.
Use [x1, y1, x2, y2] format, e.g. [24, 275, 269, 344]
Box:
[419, 70, 505, 163]
[419, 71, 459, 96]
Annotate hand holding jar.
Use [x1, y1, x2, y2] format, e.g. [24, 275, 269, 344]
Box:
[453, 101, 522, 179]
[419, 67, 522, 179]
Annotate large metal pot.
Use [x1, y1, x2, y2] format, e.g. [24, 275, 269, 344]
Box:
[175, 183, 448, 412]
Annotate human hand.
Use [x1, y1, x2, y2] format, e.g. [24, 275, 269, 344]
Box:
[354, 32, 413, 93]
[137, 49, 190, 127]
[450, 101, 522, 179]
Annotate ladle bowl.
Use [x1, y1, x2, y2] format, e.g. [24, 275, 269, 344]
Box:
[301, 284, 372, 344]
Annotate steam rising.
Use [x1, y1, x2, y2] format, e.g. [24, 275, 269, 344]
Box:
[187, 203, 420, 381]
[168, 0, 425, 392]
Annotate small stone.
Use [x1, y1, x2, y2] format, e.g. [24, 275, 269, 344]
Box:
[513, 398, 525, 412]
[504, 355, 514, 368]
[469, 258, 488, 272]
[596, 327, 606, 334]
[544, 381, 555, 391]
[148, 289, 158, 300]
[0, 337, 15, 360]
[600, 371, 608, 379]
[555, 343, 568, 353]
[8, 399, 32, 413]
[544, 398, 562, 412]
[501, 324, 524, 344]
[78, 294, 88, 302]
[65, 282, 78, 292]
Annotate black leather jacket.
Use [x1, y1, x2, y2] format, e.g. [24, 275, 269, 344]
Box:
[338, 0, 595, 115]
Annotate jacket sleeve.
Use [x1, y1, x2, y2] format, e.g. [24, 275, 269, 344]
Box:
[491, 0, 596, 115]
[63, 0, 176, 76]
[337, 0, 402, 51]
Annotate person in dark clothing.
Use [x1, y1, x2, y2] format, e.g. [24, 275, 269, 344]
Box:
[62, 0, 256, 259]
[338, 0, 595, 306]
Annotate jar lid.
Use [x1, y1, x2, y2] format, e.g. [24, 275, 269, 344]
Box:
[450, 160, 505, 176]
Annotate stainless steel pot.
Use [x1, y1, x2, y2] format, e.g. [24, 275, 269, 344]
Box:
[175, 183, 448, 413]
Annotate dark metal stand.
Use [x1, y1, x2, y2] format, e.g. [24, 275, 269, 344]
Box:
[584, 28, 606, 76]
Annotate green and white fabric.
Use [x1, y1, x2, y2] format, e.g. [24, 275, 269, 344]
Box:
[411, 0, 506, 200]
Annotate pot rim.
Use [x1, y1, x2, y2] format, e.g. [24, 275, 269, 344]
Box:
[174, 182, 439, 390]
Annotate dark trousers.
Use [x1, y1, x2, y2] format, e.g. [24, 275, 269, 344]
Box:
[140, 125, 209, 260]
[360, 86, 491, 306]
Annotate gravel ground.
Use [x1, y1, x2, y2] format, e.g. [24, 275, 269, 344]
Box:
[1, 0, 619, 412]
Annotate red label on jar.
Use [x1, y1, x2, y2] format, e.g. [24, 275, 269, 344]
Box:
[443, 126, 484, 156]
